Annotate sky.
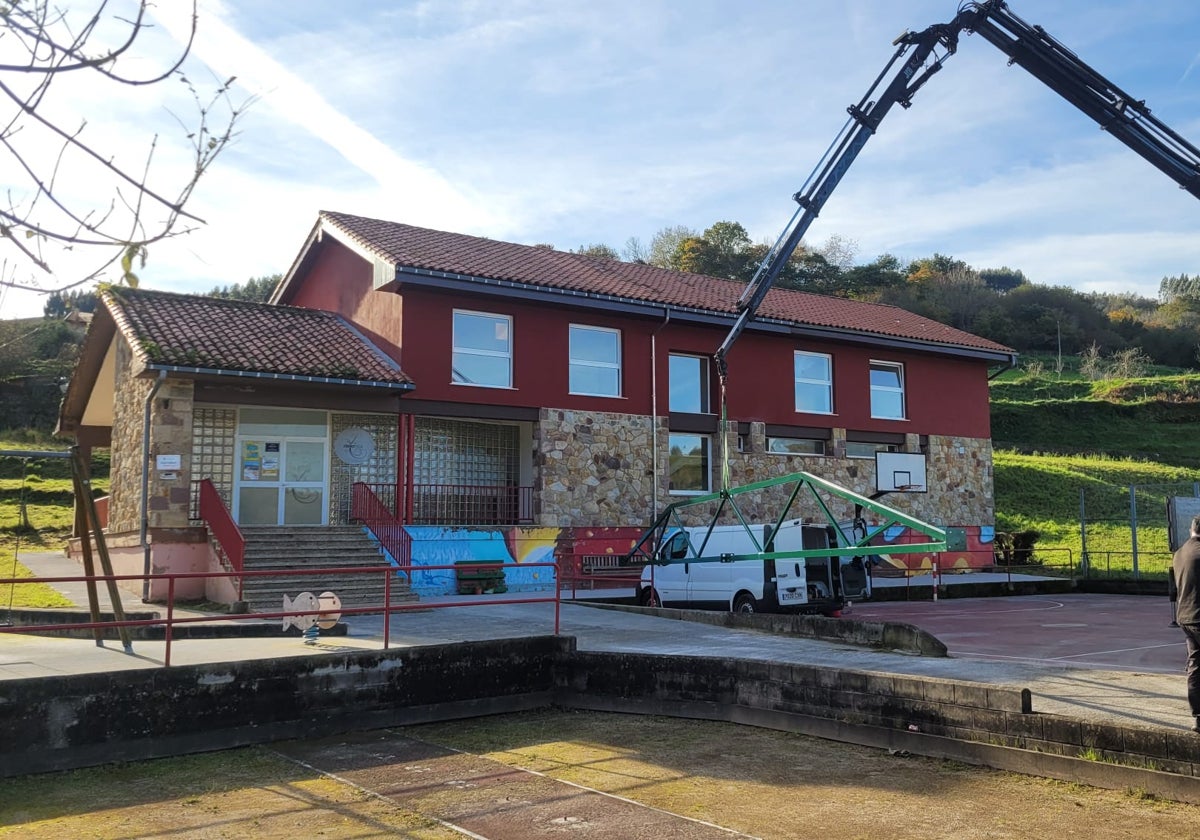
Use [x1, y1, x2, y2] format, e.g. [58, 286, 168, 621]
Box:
[2, 0, 1200, 319]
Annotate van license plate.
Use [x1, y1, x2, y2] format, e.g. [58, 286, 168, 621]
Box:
[778, 588, 806, 604]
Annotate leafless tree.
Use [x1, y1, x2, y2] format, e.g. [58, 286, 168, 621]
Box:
[0, 1, 246, 296]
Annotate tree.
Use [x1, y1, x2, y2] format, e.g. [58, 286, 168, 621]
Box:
[647, 225, 696, 269]
[207, 274, 281, 303]
[572, 243, 619, 260]
[43, 288, 99, 318]
[979, 266, 1030, 293]
[671, 221, 758, 280]
[1, 2, 246, 297]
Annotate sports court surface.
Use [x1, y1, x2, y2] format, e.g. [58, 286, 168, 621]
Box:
[851, 592, 1185, 674]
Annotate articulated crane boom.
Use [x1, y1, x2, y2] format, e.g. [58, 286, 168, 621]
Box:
[629, 2, 1200, 612]
[714, 0, 1200, 383]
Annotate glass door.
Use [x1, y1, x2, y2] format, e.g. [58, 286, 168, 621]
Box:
[281, 439, 326, 525]
[236, 437, 328, 525]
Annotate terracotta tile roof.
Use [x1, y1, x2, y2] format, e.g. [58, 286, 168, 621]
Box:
[104, 287, 412, 387]
[321, 210, 1014, 356]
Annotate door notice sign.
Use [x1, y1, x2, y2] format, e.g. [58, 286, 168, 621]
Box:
[156, 454, 181, 470]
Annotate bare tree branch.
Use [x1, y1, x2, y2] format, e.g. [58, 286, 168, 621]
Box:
[0, 0, 248, 297]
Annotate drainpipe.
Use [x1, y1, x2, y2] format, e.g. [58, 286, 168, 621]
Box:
[650, 308, 671, 520]
[141, 370, 167, 601]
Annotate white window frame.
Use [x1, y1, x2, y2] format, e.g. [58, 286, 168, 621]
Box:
[869, 360, 906, 420]
[568, 324, 622, 397]
[845, 441, 900, 460]
[452, 309, 512, 389]
[767, 437, 827, 456]
[794, 351, 833, 414]
[667, 433, 711, 495]
[669, 354, 710, 414]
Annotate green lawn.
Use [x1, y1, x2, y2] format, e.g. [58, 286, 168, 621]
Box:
[0, 441, 100, 609]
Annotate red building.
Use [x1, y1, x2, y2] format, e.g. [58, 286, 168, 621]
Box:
[269, 211, 1013, 529]
[59, 211, 1015, 600]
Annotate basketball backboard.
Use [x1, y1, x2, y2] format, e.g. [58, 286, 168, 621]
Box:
[876, 451, 927, 493]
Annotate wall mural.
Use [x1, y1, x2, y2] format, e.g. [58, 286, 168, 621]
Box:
[873, 525, 996, 571]
[378, 524, 1001, 596]
[402, 526, 562, 595]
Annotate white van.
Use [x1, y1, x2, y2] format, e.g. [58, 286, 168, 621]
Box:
[637, 518, 872, 616]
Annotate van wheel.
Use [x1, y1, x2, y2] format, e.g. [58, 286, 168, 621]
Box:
[641, 587, 661, 608]
[733, 593, 756, 614]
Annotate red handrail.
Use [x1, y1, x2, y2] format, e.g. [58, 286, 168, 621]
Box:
[0, 561, 562, 667]
[354, 482, 534, 525]
[198, 478, 245, 599]
[351, 482, 412, 566]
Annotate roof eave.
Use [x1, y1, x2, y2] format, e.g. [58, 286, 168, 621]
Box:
[392, 266, 1016, 362]
[142, 363, 414, 391]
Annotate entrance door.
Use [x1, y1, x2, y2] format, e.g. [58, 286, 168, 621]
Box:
[236, 437, 328, 526]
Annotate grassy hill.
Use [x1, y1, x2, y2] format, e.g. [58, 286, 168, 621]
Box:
[990, 361, 1200, 578]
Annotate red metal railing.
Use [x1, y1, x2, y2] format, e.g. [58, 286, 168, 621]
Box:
[356, 482, 534, 526]
[198, 478, 245, 599]
[351, 482, 412, 566]
[0, 561, 561, 667]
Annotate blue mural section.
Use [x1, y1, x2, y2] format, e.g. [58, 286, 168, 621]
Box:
[402, 526, 559, 596]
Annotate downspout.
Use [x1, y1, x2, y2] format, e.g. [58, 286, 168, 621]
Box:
[141, 370, 167, 601]
[650, 308, 671, 520]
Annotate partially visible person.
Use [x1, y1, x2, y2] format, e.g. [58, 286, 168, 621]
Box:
[1171, 515, 1200, 733]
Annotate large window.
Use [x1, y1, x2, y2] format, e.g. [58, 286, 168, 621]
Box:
[767, 437, 826, 456]
[452, 310, 512, 388]
[845, 441, 899, 459]
[668, 433, 710, 494]
[669, 354, 709, 413]
[869, 361, 905, 420]
[569, 325, 622, 397]
[794, 351, 833, 414]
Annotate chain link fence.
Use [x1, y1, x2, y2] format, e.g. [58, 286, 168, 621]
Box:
[1080, 481, 1200, 579]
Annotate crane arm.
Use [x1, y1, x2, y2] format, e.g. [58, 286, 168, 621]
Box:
[713, 0, 1200, 382]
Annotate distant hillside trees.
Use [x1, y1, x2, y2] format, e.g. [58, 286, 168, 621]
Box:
[207, 275, 281, 302]
[1159, 273, 1200, 303]
[42, 289, 99, 318]
[577, 220, 1200, 370]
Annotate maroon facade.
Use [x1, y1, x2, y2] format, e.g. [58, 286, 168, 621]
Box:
[280, 237, 993, 439]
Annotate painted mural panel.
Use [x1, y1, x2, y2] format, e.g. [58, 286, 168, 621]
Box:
[402, 526, 561, 595]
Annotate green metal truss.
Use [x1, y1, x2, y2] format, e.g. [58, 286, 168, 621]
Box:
[627, 470, 946, 566]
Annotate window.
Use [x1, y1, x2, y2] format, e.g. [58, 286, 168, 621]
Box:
[669, 354, 710, 413]
[668, 433, 710, 494]
[569, 325, 621, 397]
[794, 351, 833, 414]
[452, 310, 512, 388]
[767, 437, 826, 456]
[869, 361, 905, 419]
[845, 441, 899, 459]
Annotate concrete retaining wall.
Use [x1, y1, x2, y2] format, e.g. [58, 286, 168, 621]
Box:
[3, 637, 1200, 804]
[590, 604, 948, 656]
[0, 636, 569, 777]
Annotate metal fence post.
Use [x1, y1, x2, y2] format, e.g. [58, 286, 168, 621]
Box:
[1129, 484, 1140, 581]
[1079, 488, 1089, 577]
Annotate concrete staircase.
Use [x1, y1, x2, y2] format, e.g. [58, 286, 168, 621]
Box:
[237, 526, 418, 616]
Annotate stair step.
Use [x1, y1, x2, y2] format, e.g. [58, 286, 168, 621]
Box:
[232, 524, 414, 612]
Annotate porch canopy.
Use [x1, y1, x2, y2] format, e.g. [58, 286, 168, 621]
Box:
[58, 286, 415, 448]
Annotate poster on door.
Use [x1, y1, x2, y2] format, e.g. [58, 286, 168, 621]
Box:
[262, 442, 280, 481]
[242, 440, 262, 481]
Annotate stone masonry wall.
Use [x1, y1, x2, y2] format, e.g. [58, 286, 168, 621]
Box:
[536, 409, 664, 527]
[107, 339, 195, 533]
[536, 410, 994, 529]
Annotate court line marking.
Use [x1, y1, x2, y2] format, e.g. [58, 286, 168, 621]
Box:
[1050, 641, 1186, 660]
[951, 650, 1182, 674]
[855, 600, 1068, 619]
[274, 737, 762, 840]
[407, 735, 762, 839]
[270, 749, 491, 840]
